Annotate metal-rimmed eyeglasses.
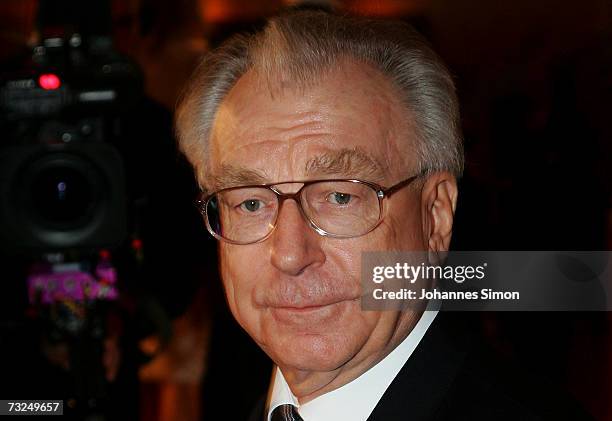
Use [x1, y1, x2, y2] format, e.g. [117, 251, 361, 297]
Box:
[195, 174, 423, 245]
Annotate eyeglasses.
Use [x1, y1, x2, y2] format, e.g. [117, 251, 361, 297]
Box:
[195, 174, 422, 245]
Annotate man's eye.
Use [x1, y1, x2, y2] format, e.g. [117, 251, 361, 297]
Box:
[239, 199, 263, 212]
[327, 192, 352, 205]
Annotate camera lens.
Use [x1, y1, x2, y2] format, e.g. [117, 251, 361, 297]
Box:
[31, 166, 93, 225]
[15, 151, 107, 233]
[1, 143, 125, 252]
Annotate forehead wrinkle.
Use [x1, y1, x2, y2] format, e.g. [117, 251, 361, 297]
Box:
[230, 111, 328, 140]
[266, 110, 328, 132]
[304, 147, 386, 182]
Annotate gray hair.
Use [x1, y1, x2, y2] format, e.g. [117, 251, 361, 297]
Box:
[175, 9, 463, 181]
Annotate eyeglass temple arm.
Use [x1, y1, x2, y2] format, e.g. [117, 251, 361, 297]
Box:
[381, 173, 423, 197]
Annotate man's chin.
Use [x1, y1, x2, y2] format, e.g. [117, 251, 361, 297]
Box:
[276, 352, 349, 374]
[256, 301, 369, 372]
[265, 331, 360, 373]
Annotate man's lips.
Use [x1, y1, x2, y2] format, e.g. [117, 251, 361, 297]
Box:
[272, 302, 339, 313]
[267, 297, 359, 324]
[266, 296, 358, 310]
[268, 300, 348, 326]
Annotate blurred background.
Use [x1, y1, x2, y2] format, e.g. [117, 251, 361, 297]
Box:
[0, 0, 610, 420]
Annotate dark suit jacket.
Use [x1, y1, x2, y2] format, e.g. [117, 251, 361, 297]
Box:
[248, 312, 592, 421]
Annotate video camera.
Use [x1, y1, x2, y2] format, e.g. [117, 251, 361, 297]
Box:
[0, 0, 142, 254]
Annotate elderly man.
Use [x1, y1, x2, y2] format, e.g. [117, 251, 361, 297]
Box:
[176, 9, 588, 421]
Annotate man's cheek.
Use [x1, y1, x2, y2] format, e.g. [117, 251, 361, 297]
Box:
[221, 268, 259, 336]
[377, 213, 422, 250]
[327, 238, 363, 267]
[223, 252, 263, 304]
[220, 252, 249, 311]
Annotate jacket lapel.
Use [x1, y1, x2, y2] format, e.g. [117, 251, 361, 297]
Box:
[367, 312, 470, 421]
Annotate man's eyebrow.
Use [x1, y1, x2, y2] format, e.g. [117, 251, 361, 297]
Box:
[304, 148, 385, 182]
[209, 164, 269, 192]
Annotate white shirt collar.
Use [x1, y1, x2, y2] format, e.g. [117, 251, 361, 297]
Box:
[266, 303, 439, 421]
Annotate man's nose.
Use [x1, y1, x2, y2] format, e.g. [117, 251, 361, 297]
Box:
[270, 199, 325, 276]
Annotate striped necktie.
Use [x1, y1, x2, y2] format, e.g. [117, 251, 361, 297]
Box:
[270, 404, 303, 421]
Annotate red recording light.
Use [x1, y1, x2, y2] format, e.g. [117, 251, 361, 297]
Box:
[38, 73, 61, 90]
[131, 238, 143, 250]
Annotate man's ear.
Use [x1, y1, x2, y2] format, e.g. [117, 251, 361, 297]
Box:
[420, 171, 458, 253]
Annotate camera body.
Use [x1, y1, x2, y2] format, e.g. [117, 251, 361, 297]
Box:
[0, 30, 141, 254]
